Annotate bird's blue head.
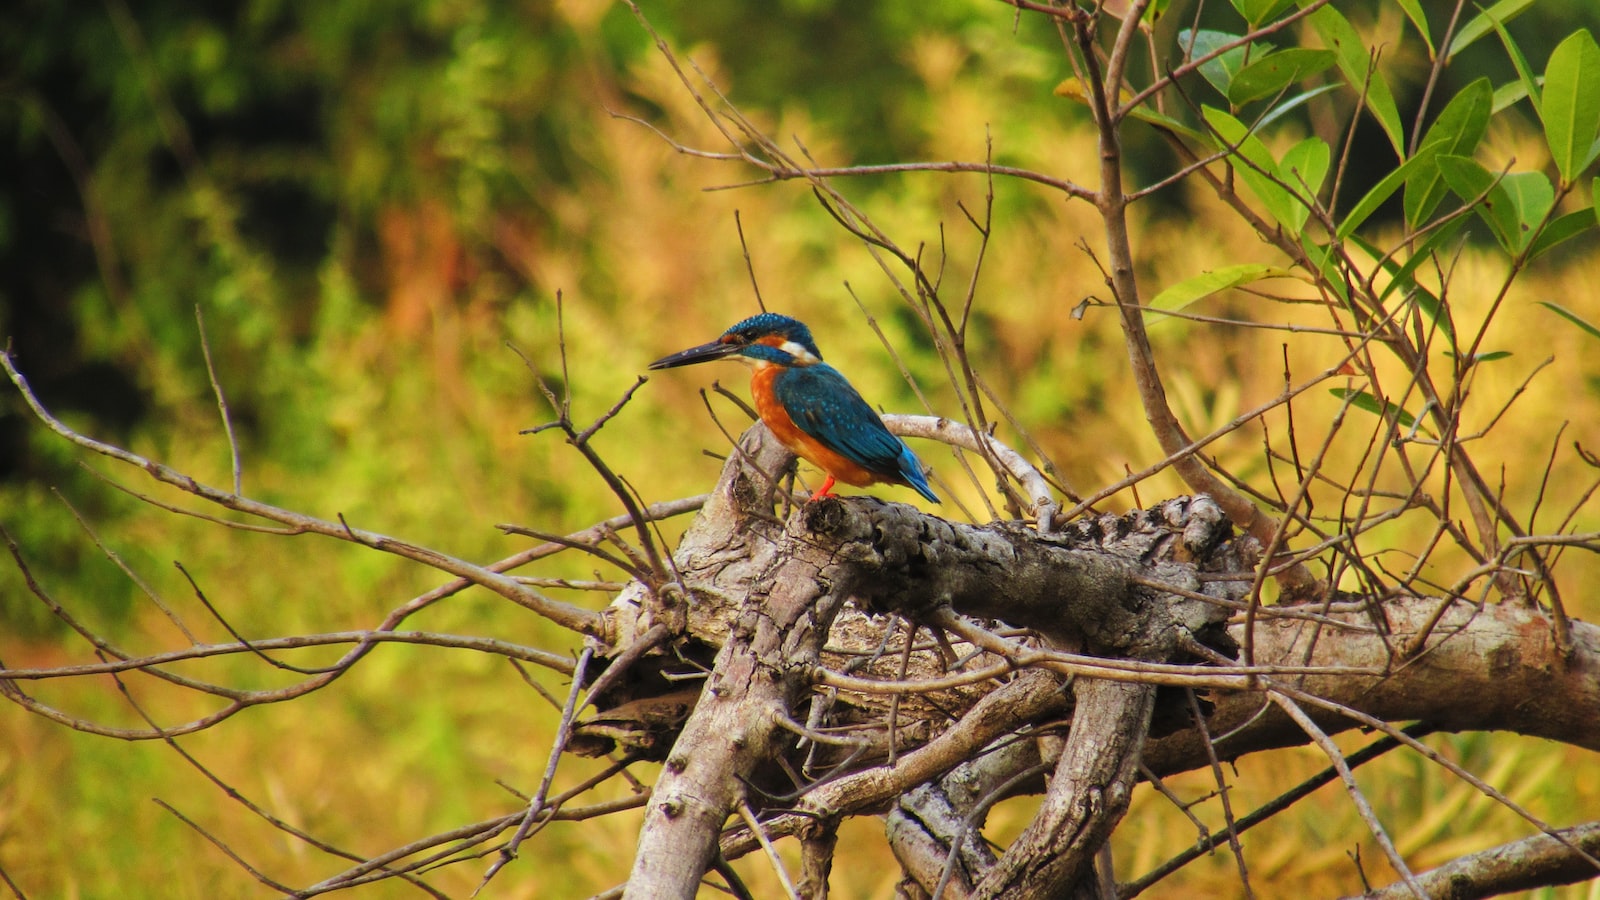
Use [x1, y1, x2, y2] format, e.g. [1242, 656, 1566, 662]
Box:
[648, 313, 824, 371]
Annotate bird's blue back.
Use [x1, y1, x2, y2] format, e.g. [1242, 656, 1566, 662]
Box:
[772, 364, 938, 502]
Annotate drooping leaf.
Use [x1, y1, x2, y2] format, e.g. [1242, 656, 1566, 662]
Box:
[1148, 263, 1296, 313]
[1394, 0, 1435, 59]
[1405, 78, 1494, 229]
[1485, 5, 1544, 117]
[1541, 29, 1600, 183]
[1538, 301, 1600, 341]
[1227, 48, 1337, 105]
[1308, 5, 1405, 157]
[1329, 387, 1421, 430]
[1446, 0, 1536, 61]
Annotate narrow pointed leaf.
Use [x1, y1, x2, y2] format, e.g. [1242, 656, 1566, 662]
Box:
[1394, 0, 1435, 59]
[1228, 49, 1337, 105]
[1259, 84, 1342, 128]
[1486, 7, 1543, 116]
[1446, 0, 1535, 61]
[1538, 301, 1600, 341]
[1308, 5, 1406, 157]
[1376, 218, 1468, 304]
[1525, 207, 1593, 260]
[1339, 152, 1429, 238]
[1348, 232, 1457, 344]
[1541, 30, 1600, 183]
[1330, 388, 1419, 430]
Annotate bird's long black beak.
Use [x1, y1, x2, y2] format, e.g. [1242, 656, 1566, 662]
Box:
[648, 339, 742, 370]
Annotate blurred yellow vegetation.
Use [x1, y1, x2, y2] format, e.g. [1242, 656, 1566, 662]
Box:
[3, 3, 1600, 897]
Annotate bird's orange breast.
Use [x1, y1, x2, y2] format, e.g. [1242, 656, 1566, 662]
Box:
[750, 366, 883, 487]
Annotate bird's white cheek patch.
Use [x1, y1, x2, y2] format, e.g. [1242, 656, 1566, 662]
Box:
[780, 341, 820, 365]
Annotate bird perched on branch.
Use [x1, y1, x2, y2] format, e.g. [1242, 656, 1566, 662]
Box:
[649, 313, 939, 503]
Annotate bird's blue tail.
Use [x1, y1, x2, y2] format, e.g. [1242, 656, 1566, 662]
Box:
[897, 444, 940, 503]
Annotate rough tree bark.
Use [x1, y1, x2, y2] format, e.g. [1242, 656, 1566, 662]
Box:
[591, 425, 1600, 898]
[608, 425, 1250, 898]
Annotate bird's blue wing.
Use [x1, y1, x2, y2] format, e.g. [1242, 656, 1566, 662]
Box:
[773, 365, 938, 502]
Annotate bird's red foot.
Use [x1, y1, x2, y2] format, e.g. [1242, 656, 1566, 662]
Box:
[807, 474, 838, 503]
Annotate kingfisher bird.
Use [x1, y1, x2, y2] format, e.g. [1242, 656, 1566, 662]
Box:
[649, 313, 939, 503]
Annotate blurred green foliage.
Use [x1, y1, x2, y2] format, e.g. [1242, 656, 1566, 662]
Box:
[3, 0, 1600, 896]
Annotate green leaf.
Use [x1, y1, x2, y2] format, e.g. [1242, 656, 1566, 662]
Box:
[1339, 153, 1429, 238]
[1446, 0, 1535, 61]
[1303, 241, 1348, 304]
[1148, 263, 1296, 313]
[1230, 0, 1295, 28]
[1259, 84, 1342, 128]
[1501, 170, 1555, 243]
[1349, 232, 1457, 344]
[1491, 80, 1531, 114]
[1278, 137, 1330, 231]
[1308, 5, 1405, 157]
[1486, 6, 1544, 117]
[1436, 155, 1520, 251]
[1375, 218, 1468, 304]
[1054, 79, 1207, 143]
[1330, 388, 1420, 430]
[1538, 301, 1600, 341]
[1203, 106, 1300, 229]
[1525, 207, 1592, 260]
[1405, 78, 1494, 228]
[1181, 30, 1256, 96]
[1541, 30, 1600, 183]
[1227, 49, 1337, 105]
[1142, 0, 1174, 26]
[1444, 350, 1513, 362]
[1394, 0, 1435, 59]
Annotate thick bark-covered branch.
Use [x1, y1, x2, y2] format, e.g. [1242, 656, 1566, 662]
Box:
[974, 678, 1155, 899]
[1144, 596, 1600, 774]
[604, 425, 1599, 898]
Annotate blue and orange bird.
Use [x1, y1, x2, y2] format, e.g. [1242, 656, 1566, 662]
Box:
[649, 313, 939, 503]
